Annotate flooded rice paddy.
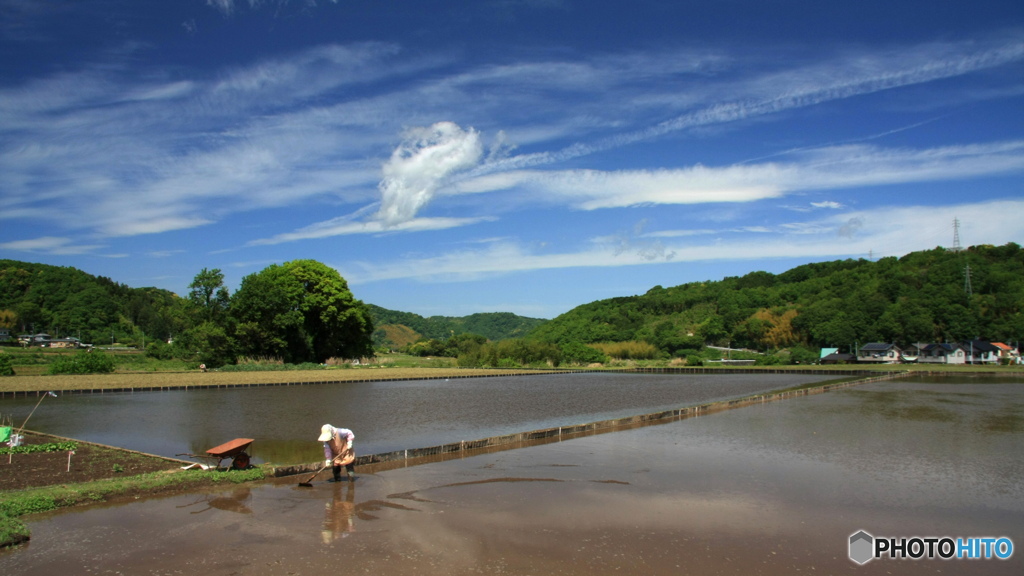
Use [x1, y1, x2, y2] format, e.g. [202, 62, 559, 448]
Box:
[0, 372, 836, 464]
[1, 373, 1021, 575]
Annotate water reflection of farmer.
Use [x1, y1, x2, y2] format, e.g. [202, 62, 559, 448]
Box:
[321, 480, 356, 544]
[319, 424, 356, 482]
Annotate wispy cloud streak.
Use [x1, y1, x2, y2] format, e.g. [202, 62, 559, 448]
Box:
[453, 140, 1024, 210]
[466, 38, 1024, 176]
[340, 199, 1024, 284]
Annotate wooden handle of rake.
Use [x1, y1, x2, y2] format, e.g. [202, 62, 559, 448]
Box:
[298, 463, 330, 487]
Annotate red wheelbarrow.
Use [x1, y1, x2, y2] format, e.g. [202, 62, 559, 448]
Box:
[178, 438, 255, 470]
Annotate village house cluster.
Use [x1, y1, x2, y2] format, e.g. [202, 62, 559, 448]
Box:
[822, 340, 1022, 365]
[0, 331, 89, 349]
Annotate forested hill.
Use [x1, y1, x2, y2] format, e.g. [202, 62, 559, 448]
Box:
[0, 259, 547, 345]
[3, 244, 1022, 352]
[0, 259, 184, 343]
[367, 304, 547, 343]
[527, 243, 1024, 352]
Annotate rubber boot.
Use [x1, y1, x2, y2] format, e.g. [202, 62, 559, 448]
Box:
[331, 464, 343, 482]
[347, 464, 356, 481]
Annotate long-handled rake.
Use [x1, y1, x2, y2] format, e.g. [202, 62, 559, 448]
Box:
[298, 463, 331, 487]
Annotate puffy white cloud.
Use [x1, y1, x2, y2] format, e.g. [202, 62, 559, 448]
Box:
[376, 122, 484, 226]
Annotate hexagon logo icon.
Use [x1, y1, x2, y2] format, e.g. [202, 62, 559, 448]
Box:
[849, 530, 874, 565]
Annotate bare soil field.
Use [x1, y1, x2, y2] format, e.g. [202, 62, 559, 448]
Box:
[0, 432, 178, 491]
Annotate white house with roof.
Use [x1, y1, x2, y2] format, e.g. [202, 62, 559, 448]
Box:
[919, 343, 968, 364]
[991, 342, 1020, 364]
[963, 340, 1001, 364]
[857, 342, 902, 364]
[48, 337, 82, 349]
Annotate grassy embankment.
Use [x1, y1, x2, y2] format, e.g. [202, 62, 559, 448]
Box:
[1, 345, 1021, 394]
[1, 346, 462, 376]
[0, 466, 266, 548]
[0, 366, 543, 393]
[0, 347, 549, 392]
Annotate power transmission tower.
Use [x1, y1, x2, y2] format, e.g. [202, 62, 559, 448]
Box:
[953, 217, 972, 297]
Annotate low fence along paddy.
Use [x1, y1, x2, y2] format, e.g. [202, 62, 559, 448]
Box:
[270, 369, 908, 477]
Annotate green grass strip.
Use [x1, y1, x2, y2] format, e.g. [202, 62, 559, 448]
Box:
[0, 466, 266, 548]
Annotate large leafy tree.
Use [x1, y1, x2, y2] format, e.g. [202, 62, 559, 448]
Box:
[230, 260, 374, 363]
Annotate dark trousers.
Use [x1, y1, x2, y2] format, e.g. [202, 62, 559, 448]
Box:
[332, 463, 355, 480]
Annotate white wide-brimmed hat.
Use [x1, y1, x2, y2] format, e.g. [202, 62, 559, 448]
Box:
[318, 424, 333, 442]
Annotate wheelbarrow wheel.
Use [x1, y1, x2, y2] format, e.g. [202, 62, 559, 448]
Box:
[231, 452, 251, 470]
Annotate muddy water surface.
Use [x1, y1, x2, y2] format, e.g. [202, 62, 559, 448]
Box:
[0, 372, 833, 463]
[2, 376, 1021, 575]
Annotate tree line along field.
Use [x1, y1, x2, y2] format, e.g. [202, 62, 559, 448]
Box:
[0, 259, 546, 369]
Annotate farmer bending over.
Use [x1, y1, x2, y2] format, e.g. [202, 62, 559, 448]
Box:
[319, 424, 356, 482]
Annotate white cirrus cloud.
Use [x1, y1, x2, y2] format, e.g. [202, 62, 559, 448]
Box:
[1, 34, 1021, 248]
[249, 216, 493, 246]
[253, 138, 1024, 247]
[0, 236, 105, 255]
[452, 140, 1024, 210]
[339, 199, 1024, 284]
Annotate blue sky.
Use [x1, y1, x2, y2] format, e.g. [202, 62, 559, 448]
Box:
[1, 1, 1022, 320]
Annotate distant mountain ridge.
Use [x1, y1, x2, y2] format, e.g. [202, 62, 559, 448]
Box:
[366, 304, 547, 344]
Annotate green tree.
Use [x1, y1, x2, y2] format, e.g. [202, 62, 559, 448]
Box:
[14, 301, 42, 333]
[230, 260, 374, 363]
[0, 309, 16, 330]
[407, 338, 447, 357]
[0, 352, 13, 376]
[188, 268, 230, 322]
[173, 321, 233, 367]
[145, 339, 175, 361]
[697, 314, 728, 345]
[48, 350, 116, 374]
[559, 341, 608, 365]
